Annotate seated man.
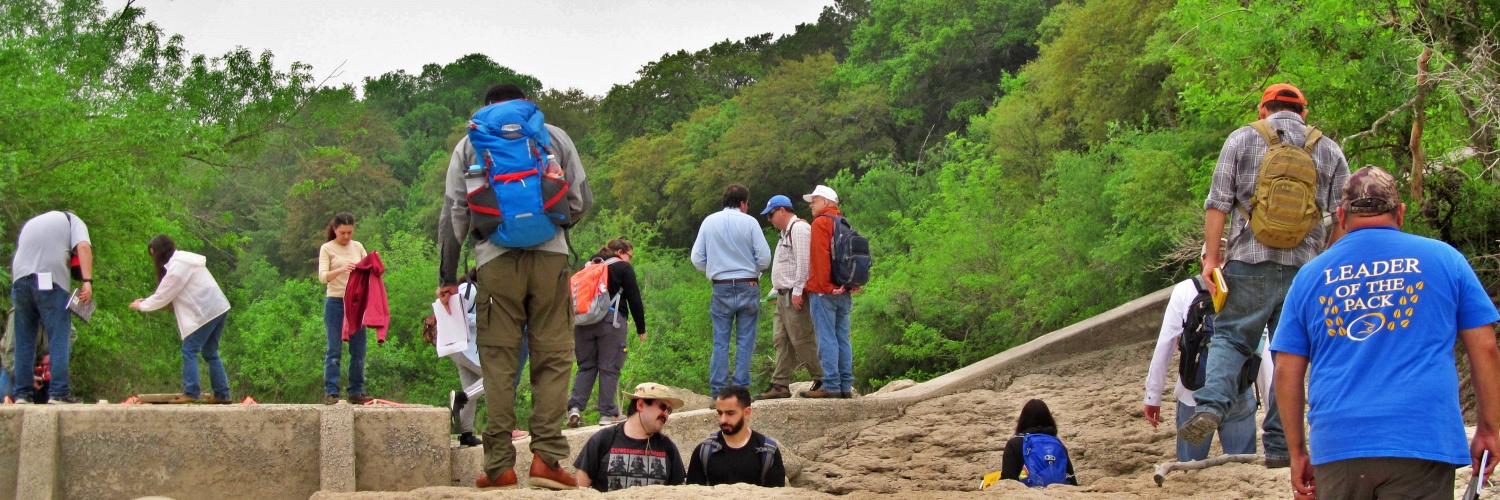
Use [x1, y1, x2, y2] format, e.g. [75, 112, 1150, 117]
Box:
[574, 383, 687, 491]
[688, 385, 787, 487]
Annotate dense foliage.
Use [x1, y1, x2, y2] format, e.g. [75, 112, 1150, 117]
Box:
[2, 0, 1496, 422]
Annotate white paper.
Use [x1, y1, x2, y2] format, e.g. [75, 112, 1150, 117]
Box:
[37, 272, 52, 291]
[433, 295, 469, 358]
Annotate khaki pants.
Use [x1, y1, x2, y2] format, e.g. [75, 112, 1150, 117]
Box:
[770, 290, 822, 386]
[474, 251, 574, 476]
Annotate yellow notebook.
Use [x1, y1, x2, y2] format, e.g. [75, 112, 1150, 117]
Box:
[1210, 267, 1229, 312]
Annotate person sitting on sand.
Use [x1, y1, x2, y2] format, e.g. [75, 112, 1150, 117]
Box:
[1000, 399, 1077, 487]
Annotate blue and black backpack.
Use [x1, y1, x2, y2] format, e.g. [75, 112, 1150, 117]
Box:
[1019, 433, 1070, 488]
[465, 99, 571, 248]
[819, 214, 871, 289]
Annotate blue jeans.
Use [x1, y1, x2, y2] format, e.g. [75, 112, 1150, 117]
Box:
[182, 313, 230, 399]
[810, 292, 854, 393]
[11, 275, 72, 400]
[0, 367, 10, 401]
[1176, 388, 1258, 461]
[324, 297, 366, 396]
[1193, 260, 1293, 460]
[709, 282, 760, 395]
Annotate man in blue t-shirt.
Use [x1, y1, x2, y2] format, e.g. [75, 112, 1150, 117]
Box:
[1272, 166, 1500, 499]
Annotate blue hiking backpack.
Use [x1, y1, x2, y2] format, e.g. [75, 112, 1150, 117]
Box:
[1019, 433, 1070, 488]
[819, 214, 871, 288]
[465, 100, 571, 248]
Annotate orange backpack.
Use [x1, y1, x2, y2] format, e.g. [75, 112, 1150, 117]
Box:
[571, 257, 621, 326]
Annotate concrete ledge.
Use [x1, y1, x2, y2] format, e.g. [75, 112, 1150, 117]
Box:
[0, 404, 451, 500]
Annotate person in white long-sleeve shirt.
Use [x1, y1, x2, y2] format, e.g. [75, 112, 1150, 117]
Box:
[1143, 278, 1272, 461]
[130, 235, 232, 404]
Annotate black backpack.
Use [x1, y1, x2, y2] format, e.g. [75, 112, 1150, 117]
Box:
[1178, 277, 1259, 393]
[820, 214, 871, 288]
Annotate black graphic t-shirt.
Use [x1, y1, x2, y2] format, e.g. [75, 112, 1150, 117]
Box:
[574, 424, 686, 492]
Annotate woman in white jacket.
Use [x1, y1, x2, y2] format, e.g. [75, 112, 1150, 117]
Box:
[129, 235, 232, 404]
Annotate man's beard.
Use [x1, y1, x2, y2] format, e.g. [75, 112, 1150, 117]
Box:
[720, 418, 744, 435]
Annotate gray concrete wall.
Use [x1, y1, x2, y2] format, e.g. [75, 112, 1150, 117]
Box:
[0, 404, 450, 500]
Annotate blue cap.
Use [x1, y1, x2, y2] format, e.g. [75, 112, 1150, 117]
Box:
[760, 195, 793, 215]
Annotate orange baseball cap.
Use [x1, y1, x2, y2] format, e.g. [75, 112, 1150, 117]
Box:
[1261, 83, 1307, 107]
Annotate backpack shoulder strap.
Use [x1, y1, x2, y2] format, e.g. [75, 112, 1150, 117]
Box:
[1190, 275, 1208, 295]
[759, 434, 779, 484]
[697, 431, 722, 480]
[1249, 119, 1281, 147]
[1302, 127, 1324, 153]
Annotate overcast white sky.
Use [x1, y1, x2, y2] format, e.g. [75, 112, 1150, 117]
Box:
[103, 0, 835, 96]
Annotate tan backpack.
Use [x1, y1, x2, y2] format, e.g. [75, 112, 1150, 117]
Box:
[1239, 119, 1323, 249]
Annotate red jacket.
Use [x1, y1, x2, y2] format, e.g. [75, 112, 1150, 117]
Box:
[805, 206, 841, 295]
[343, 251, 389, 343]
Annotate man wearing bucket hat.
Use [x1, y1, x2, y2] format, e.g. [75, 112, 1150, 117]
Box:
[1272, 166, 1500, 499]
[1183, 83, 1351, 467]
[574, 382, 688, 491]
[758, 195, 824, 400]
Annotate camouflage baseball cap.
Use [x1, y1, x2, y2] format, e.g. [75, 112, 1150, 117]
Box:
[1341, 166, 1400, 215]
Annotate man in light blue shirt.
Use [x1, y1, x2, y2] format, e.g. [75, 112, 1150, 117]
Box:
[691, 184, 772, 395]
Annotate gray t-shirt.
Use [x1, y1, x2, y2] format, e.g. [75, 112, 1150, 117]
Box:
[11, 211, 90, 291]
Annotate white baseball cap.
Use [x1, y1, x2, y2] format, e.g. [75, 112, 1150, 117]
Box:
[802, 185, 839, 204]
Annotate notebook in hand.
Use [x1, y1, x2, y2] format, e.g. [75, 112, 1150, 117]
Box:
[68, 289, 96, 323]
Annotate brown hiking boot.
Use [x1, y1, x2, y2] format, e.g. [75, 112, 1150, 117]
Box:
[475, 470, 518, 489]
[324, 394, 340, 405]
[199, 396, 233, 405]
[527, 452, 578, 490]
[347, 393, 374, 405]
[800, 388, 842, 399]
[757, 384, 792, 400]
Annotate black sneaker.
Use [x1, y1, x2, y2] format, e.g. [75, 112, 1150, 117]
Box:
[458, 432, 482, 447]
[47, 395, 82, 405]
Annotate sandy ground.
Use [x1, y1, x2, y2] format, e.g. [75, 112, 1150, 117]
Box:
[312, 339, 1491, 499]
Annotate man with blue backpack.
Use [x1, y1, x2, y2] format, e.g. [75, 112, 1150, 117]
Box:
[799, 185, 871, 399]
[437, 83, 592, 489]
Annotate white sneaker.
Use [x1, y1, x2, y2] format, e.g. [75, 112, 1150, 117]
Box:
[567, 408, 582, 428]
[598, 414, 625, 426]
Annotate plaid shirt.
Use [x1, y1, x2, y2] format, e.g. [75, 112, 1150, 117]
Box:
[770, 218, 811, 295]
[1204, 111, 1351, 267]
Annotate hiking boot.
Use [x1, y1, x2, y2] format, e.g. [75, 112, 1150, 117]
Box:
[841, 392, 854, 399]
[527, 452, 578, 490]
[200, 396, 233, 405]
[457, 432, 482, 448]
[475, 470, 518, 489]
[800, 388, 842, 399]
[567, 408, 582, 428]
[1178, 411, 1221, 446]
[324, 394, 340, 405]
[598, 414, 625, 426]
[1264, 457, 1291, 469]
[757, 384, 791, 400]
[47, 395, 82, 405]
[347, 393, 374, 405]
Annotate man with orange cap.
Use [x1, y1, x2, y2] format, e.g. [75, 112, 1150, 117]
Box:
[1181, 83, 1350, 468]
